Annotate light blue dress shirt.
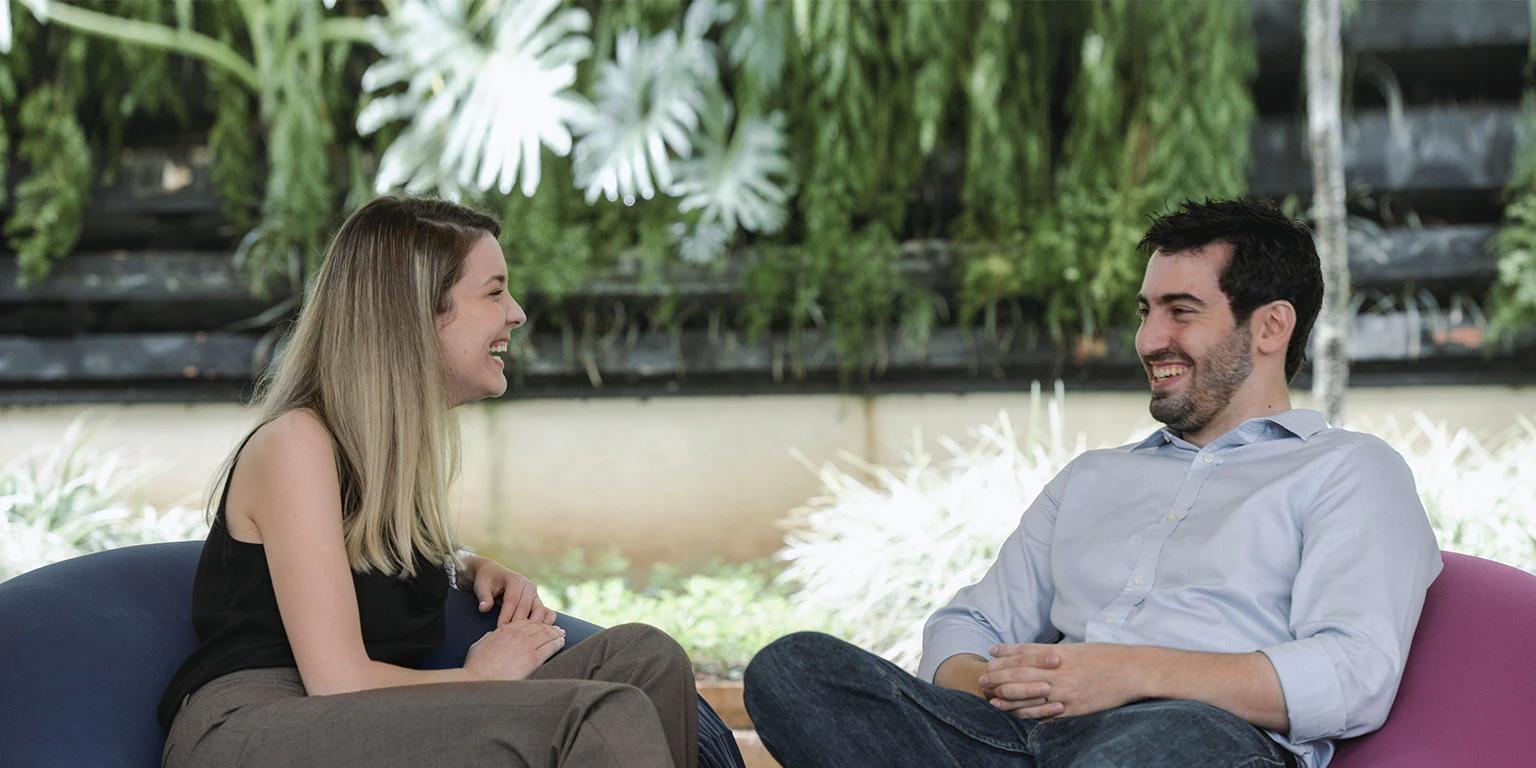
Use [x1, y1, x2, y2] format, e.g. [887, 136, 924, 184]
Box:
[918, 409, 1442, 768]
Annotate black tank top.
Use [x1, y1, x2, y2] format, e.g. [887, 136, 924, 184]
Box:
[157, 436, 450, 731]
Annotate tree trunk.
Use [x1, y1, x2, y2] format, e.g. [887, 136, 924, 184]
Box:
[1307, 0, 1349, 424]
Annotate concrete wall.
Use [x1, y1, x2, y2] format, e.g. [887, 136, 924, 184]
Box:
[4, 385, 1534, 570]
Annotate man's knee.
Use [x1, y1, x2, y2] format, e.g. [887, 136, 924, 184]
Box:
[745, 632, 878, 712]
[748, 632, 843, 679]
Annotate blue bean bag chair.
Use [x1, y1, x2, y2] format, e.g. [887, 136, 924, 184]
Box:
[0, 541, 744, 768]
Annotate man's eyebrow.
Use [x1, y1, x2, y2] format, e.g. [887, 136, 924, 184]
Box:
[1137, 292, 1206, 306]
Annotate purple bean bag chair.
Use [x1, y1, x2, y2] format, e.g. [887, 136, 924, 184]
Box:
[1330, 551, 1536, 767]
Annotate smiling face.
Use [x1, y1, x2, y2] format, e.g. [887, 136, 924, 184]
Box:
[435, 235, 526, 406]
[1134, 244, 1255, 436]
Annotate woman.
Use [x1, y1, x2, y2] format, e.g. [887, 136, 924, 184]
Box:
[158, 197, 697, 767]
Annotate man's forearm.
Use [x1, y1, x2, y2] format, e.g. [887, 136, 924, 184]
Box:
[933, 653, 990, 698]
[1136, 647, 1290, 732]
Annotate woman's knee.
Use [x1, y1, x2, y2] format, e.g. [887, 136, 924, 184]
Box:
[603, 623, 692, 670]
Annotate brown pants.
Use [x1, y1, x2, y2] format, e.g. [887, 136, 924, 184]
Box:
[163, 623, 699, 768]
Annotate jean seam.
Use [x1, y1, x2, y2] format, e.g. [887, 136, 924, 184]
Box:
[893, 685, 1030, 753]
[1231, 757, 1286, 768]
[1024, 716, 1056, 754]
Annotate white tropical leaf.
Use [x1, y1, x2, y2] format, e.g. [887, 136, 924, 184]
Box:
[672, 220, 733, 265]
[359, 0, 593, 198]
[673, 110, 794, 235]
[572, 0, 723, 205]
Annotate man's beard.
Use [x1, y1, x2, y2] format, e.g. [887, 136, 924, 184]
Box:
[1148, 325, 1253, 435]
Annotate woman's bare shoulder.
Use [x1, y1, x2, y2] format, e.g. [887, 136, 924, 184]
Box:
[252, 408, 334, 452]
[226, 408, 340, 543]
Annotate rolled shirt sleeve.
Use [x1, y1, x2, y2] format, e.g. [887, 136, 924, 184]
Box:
[1259, 437, 1442, 743]
[918, 462, 1069, 682]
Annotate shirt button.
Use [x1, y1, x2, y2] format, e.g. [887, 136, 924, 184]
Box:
[1203, 454, 1215, 464]
[1104, 616, 1116, 624]
[1134, 575, 1145, 585]
[1166, 513, 1178, 522]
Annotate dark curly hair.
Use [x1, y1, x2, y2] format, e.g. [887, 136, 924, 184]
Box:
[1138, 199, 1324, 382]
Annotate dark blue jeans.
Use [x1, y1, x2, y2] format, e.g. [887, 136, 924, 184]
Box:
[744, 632, 1297, 768]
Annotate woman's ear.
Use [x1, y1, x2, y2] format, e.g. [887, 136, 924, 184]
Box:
[1255, 300, 1296, 356]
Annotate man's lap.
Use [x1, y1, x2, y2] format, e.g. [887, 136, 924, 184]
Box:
[747, 632, 1294, 768]
[1026, 699, 1293, 768]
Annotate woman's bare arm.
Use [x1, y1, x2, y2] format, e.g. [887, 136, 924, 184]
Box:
[233, 410, 481, 695]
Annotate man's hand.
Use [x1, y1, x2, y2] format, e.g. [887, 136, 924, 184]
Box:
[978, 643, 1147, 720]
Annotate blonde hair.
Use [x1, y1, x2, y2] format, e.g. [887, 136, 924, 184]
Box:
[220, 196, 501, 576]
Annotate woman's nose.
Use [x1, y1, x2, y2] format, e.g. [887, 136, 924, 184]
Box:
[506, 297, 527, 329]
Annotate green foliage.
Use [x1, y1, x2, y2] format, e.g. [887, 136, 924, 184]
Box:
[207, 57, 261, 231]
[733, 0, 962, 373]
[1490, 98, 1536, 344]
[234, 0, 344, 296]
[498, 154, 599, 305]
[0, 71, 11, 208]
[960, 0, 1256, 339]
[533, 552, 832, 678]
[955, 0, 1052, 239]
[6, 85, 90, 285]
[74, 0, 188, 179]
[1, 0, 193, 285]
[9, 0, 1265, 371]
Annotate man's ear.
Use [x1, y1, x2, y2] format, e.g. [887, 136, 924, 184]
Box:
[1253, 300, 1296, 356]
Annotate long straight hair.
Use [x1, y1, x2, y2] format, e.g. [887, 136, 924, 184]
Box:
[215, 196, 501, 576]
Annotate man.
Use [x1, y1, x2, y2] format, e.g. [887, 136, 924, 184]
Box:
[743, 199, 1441, 768]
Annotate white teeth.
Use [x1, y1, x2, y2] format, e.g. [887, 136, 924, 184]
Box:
[1152, 365, 1188, 380]
[488, 341, 508, 354]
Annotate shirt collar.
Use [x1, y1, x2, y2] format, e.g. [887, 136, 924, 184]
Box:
[1257, 408, 1329, 441]
[1130, 409, 1329, 451]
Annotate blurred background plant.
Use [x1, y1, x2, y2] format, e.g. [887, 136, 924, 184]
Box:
[0, 416, 206, 581]
[534, 551, 830, 679]
[0, 0, 1282, 375]
[774, 384, 1536, 672]
[1389, 413, 1536, 572]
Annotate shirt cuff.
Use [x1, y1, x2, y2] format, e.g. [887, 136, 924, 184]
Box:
[1260, 638, 1348, 742]
[918, 621, 1002, 683]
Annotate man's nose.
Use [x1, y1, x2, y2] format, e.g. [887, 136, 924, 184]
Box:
[1136, 314, 1169, 357]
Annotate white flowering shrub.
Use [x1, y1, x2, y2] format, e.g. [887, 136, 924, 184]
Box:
[779, 387, 1536, 671]
[1388, 413, 1536, 573]
[0, 418, 207, 582]
[777, 382, 1102, 671]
